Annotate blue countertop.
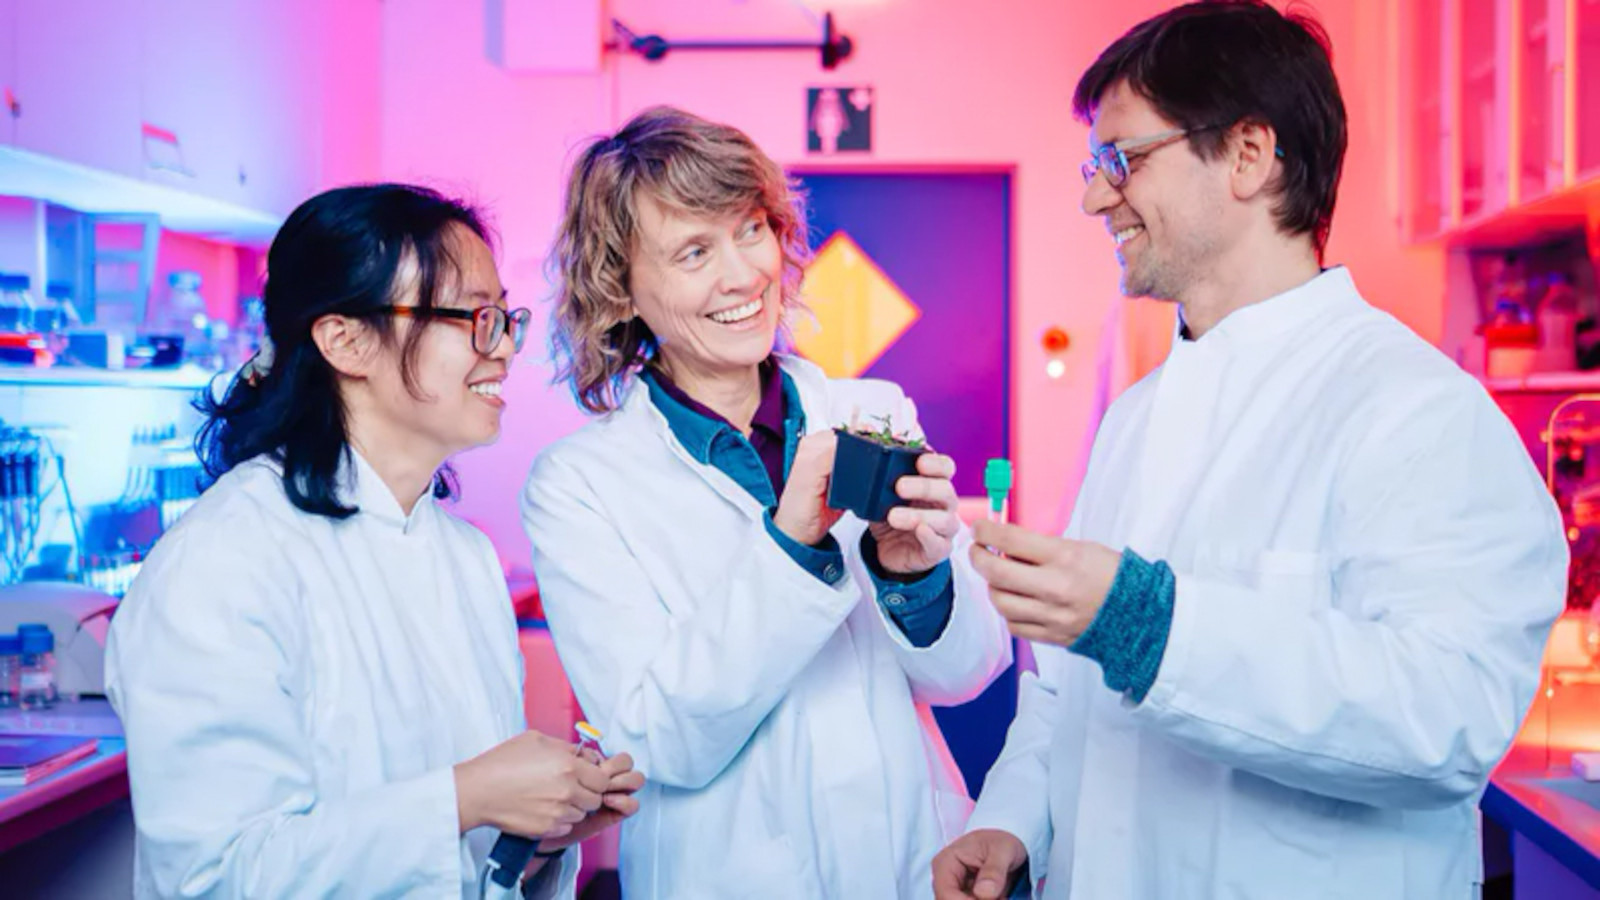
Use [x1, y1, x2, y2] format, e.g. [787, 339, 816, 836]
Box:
[0, 698, 128, 838]
[1484, 761, 1600, 889]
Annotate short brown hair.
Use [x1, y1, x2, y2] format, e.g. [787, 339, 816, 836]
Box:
[548, 106, 812, 414]
[1074, 0, 1347, 256]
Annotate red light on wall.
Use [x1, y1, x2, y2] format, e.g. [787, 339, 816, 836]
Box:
[1041, 326, 1070, 354]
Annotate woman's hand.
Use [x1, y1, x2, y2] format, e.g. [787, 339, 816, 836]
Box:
[533, 752, 645, 852]
[868, 451, 962, 574]
[773, 430, 845, 546]
[453, 730, 608, 839]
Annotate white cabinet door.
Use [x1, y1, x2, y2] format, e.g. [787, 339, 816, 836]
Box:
[4, 0, 364, 223]
[12, 0, 144, 178]
[230, 0, 321, 218]
[0, 0, 16, 147]
[139, 0, 247, 206]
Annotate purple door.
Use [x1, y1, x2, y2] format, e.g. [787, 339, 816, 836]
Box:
[793, 170, 1014, 793]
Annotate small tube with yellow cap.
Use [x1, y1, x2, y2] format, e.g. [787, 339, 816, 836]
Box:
[575, 720, 605, 762]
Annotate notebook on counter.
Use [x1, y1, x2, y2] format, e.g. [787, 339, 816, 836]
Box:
[0, 733, 99, 786]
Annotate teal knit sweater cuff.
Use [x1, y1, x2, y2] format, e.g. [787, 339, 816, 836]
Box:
[1068, 547, 1176, 703]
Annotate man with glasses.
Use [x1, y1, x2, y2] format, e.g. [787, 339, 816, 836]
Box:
[934, 2, 1566, 898]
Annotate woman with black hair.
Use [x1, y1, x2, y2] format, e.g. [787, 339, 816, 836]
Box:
[105, 183, 641, 899]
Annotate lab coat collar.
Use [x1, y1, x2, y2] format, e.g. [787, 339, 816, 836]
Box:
[337, 448, 434, 535]
[1182, 266, 1359, 350]
[620, 353, 832, 434]
[617, 353, 833, 517]
[772, 353, 837, 436]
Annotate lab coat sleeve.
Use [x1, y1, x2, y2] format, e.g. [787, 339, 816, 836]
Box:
[869, 523, 1013, 705]
[964, 648, 1059, 878]
[962, 503, 1094, 884]
[1131, 386, 1568, 809]
[105, 530, 468, 898]
[522, 453, 861, 791]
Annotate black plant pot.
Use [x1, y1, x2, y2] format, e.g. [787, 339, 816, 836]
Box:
[827, 427, 926, 523]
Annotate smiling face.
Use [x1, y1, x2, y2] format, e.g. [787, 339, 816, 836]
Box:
[1080, 81, 1232, 302]
[625, 190, 784, 387]
[363, 223, 515, 461]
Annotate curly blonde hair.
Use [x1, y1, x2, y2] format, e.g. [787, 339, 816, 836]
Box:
[548, 105, 813, 414]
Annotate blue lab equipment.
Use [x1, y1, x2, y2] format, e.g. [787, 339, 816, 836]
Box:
[0, 632, 19, 707]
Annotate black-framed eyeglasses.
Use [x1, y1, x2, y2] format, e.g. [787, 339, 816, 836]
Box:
[375, 305, 532, 356]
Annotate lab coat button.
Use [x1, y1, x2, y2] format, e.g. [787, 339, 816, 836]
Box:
[884, 592, 905, 606]
[824, 564, 842, 581]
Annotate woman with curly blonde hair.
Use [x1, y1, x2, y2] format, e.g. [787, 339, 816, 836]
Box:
[520, 106, 1012, 898]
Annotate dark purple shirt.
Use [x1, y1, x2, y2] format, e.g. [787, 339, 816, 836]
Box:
[649, 358, 789, 497]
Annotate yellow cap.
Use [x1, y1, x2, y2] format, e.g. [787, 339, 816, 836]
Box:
[575, 721, 603, 743]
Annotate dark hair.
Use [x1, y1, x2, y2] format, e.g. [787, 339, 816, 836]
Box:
[1073, 0, 1347, 256]
[196, 183, 489, 519]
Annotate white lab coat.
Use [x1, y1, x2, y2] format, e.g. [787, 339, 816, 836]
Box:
[107, 451, 579, 899]
[968, 267, 1568, 899]
[521, 354, 1013, 899]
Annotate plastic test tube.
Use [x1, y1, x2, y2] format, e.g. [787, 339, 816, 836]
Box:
[575, 720, 605, 760]
[984, 458, 1013, 525]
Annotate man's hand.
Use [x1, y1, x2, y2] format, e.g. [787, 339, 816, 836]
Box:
[932, 829, 1028, 899]
[969, 520, 1120, 647]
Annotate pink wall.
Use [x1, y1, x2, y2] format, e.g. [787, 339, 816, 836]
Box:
[379, 0, 1446, 568]
[316, 0, 384, 192]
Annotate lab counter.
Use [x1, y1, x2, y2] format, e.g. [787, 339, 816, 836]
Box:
[1476, 614, 1600, 896]
[1473, 669, 1600, 900]
[1483, 741, 1600, 898]
[1485, 770, 1600, 894]
[0, 698, 128, 854]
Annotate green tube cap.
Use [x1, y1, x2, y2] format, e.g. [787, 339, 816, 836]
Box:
[984, 458, 1013, 513]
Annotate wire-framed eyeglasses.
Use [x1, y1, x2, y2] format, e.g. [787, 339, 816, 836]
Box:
[1081, 127, 1204, 188]
[1081, 124, 1284, 188]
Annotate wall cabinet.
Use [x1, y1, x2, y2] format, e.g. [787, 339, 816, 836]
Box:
[1402, 0, 1600, 244]
[0, 0, 360, 226]
[0, 0, 15, 148]
[12, 0, 145, 180]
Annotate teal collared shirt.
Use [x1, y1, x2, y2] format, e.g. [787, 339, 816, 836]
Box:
[642, 365, 954, 647]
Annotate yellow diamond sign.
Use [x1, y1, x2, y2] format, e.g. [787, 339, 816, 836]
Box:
[794, 231, 921, 378]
